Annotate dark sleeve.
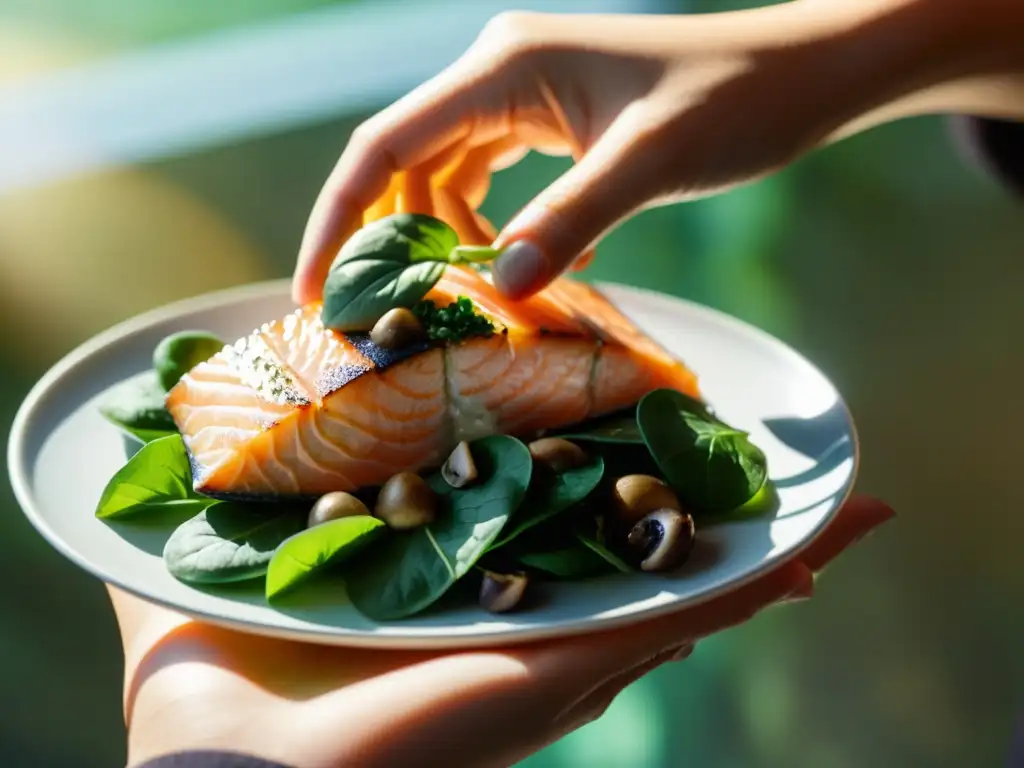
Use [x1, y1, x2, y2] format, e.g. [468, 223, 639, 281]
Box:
[950, 116, 1024, 197]
[137, 752, 294, 768]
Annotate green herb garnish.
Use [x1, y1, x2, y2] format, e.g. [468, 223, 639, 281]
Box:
[320, 213, 504, 332]
[411, 296, 495, 343]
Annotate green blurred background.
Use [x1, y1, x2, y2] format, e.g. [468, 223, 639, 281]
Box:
[2, 1, 1022, 766]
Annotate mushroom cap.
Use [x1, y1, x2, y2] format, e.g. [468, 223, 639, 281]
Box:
[479, 570, 529, 613]
[374, 471, 438, 530]
[611, 475, 682, 526]
[308, 492, 370, 527]
[527, 437, 589, 473]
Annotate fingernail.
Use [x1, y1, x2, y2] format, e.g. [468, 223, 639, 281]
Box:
[780, 577, 815, 604]
[671, 644, 695, 662]
[492, 240, 547, 299]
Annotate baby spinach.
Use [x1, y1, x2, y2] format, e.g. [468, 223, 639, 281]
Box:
[575, 532, 632, 574]
[322, 213, 455, 331]
[490, 453, 605, 549]
[265, 515, 386, 600]
[519, 545, 615, 580]
[345, 435, 532, 621]
[153, 330, 224, 391]
[555, 409, 644, 444]
[98, 371, 177, 443]
[95, 434, 212, 520]
[164, 502, 305, 585]
[637, 388, 768, 515]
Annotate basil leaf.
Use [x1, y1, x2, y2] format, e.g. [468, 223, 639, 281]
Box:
[95, 434, 212, 519]
[345, 435, 532, 621]
[321, 213, 457, 331]
[519, 545, 614, 580]
[265, 515, 387, 600]
[637, 388, 768, 515]
[490, 454, 605, 549]
[153, 331, 225, 391]
[575, 532, 632, 573]
[164, 502, 305, 585]
[98, 371, 177, 443]
[555, 409, 644, 444]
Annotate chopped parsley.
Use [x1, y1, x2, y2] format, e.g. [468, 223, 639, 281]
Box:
[412, 296, 496, 343]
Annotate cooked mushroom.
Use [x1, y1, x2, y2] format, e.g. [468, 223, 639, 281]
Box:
[527, 437, 589, 473]
[611, 474, 681, 525]
[370, 307, 427, 350]
[479, 570, 529, 613]
[441, 441, 478, 488]
[627, 509, 696, 572]
[374, 472, 437, 530]
[307, 492, 369, 528]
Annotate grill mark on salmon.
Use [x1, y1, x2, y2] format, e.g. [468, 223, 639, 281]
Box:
[166, 274, 701, 498]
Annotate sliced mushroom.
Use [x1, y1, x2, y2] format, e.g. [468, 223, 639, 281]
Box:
[611, 474, 681, 525]
[441, 441, 478, 488]
[627, 508, 696, 572]
[374, 472, 437, 530]
[307, 492, 370, 528]
[479, 570, 529, 613]
[527, 437, 589, 473]
[370, 307, 427, 350]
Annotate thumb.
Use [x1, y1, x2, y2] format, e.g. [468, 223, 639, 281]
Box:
[491, 108, 661, 299]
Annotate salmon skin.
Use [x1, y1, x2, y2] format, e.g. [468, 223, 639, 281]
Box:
[166, 268, 700, 499]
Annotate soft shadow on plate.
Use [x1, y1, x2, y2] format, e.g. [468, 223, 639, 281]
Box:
[762, 401, 856, 521]
[103, 508, 198, 556]
[764, 401, 855, 488]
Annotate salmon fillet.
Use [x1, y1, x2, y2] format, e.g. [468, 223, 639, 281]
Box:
[166, 268, 700, 497]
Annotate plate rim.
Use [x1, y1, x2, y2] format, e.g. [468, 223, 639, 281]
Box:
[8, 278, 860, 649]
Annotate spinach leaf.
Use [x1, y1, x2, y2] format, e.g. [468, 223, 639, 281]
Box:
[490, 454, 604, 549]
[555, 410, 644, 444]
[345, 435, 532, 621]
[95, 434, 212, 519]
[519, 545, 614, 580]
[265, 515, 386, 600]
[575, 532, 632, 573]
[153, 331, 225, 391]
[637, 388, 768, 515]
[321, 213, 457, 331]
[98, 371, 177, 443]
[164, 502, 305, 585]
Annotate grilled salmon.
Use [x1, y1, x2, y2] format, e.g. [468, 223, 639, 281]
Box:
[166, 267, 700, 497]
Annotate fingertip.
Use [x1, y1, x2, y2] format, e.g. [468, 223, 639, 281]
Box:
[291, 274, 322, 306]
[844, 494, 897, 527]
[491, 239, 552, 299]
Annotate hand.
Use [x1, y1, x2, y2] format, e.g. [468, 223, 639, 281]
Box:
[292, 2, 1023, 304]
[112, 495, 893, 768]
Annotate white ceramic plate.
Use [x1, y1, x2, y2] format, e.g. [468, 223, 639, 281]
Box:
[8, 280, 857, 649]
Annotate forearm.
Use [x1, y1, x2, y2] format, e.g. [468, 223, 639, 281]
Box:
[804, 0, 1024, 141]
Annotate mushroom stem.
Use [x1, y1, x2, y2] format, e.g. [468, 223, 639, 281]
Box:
[442, 441, 478, 489]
